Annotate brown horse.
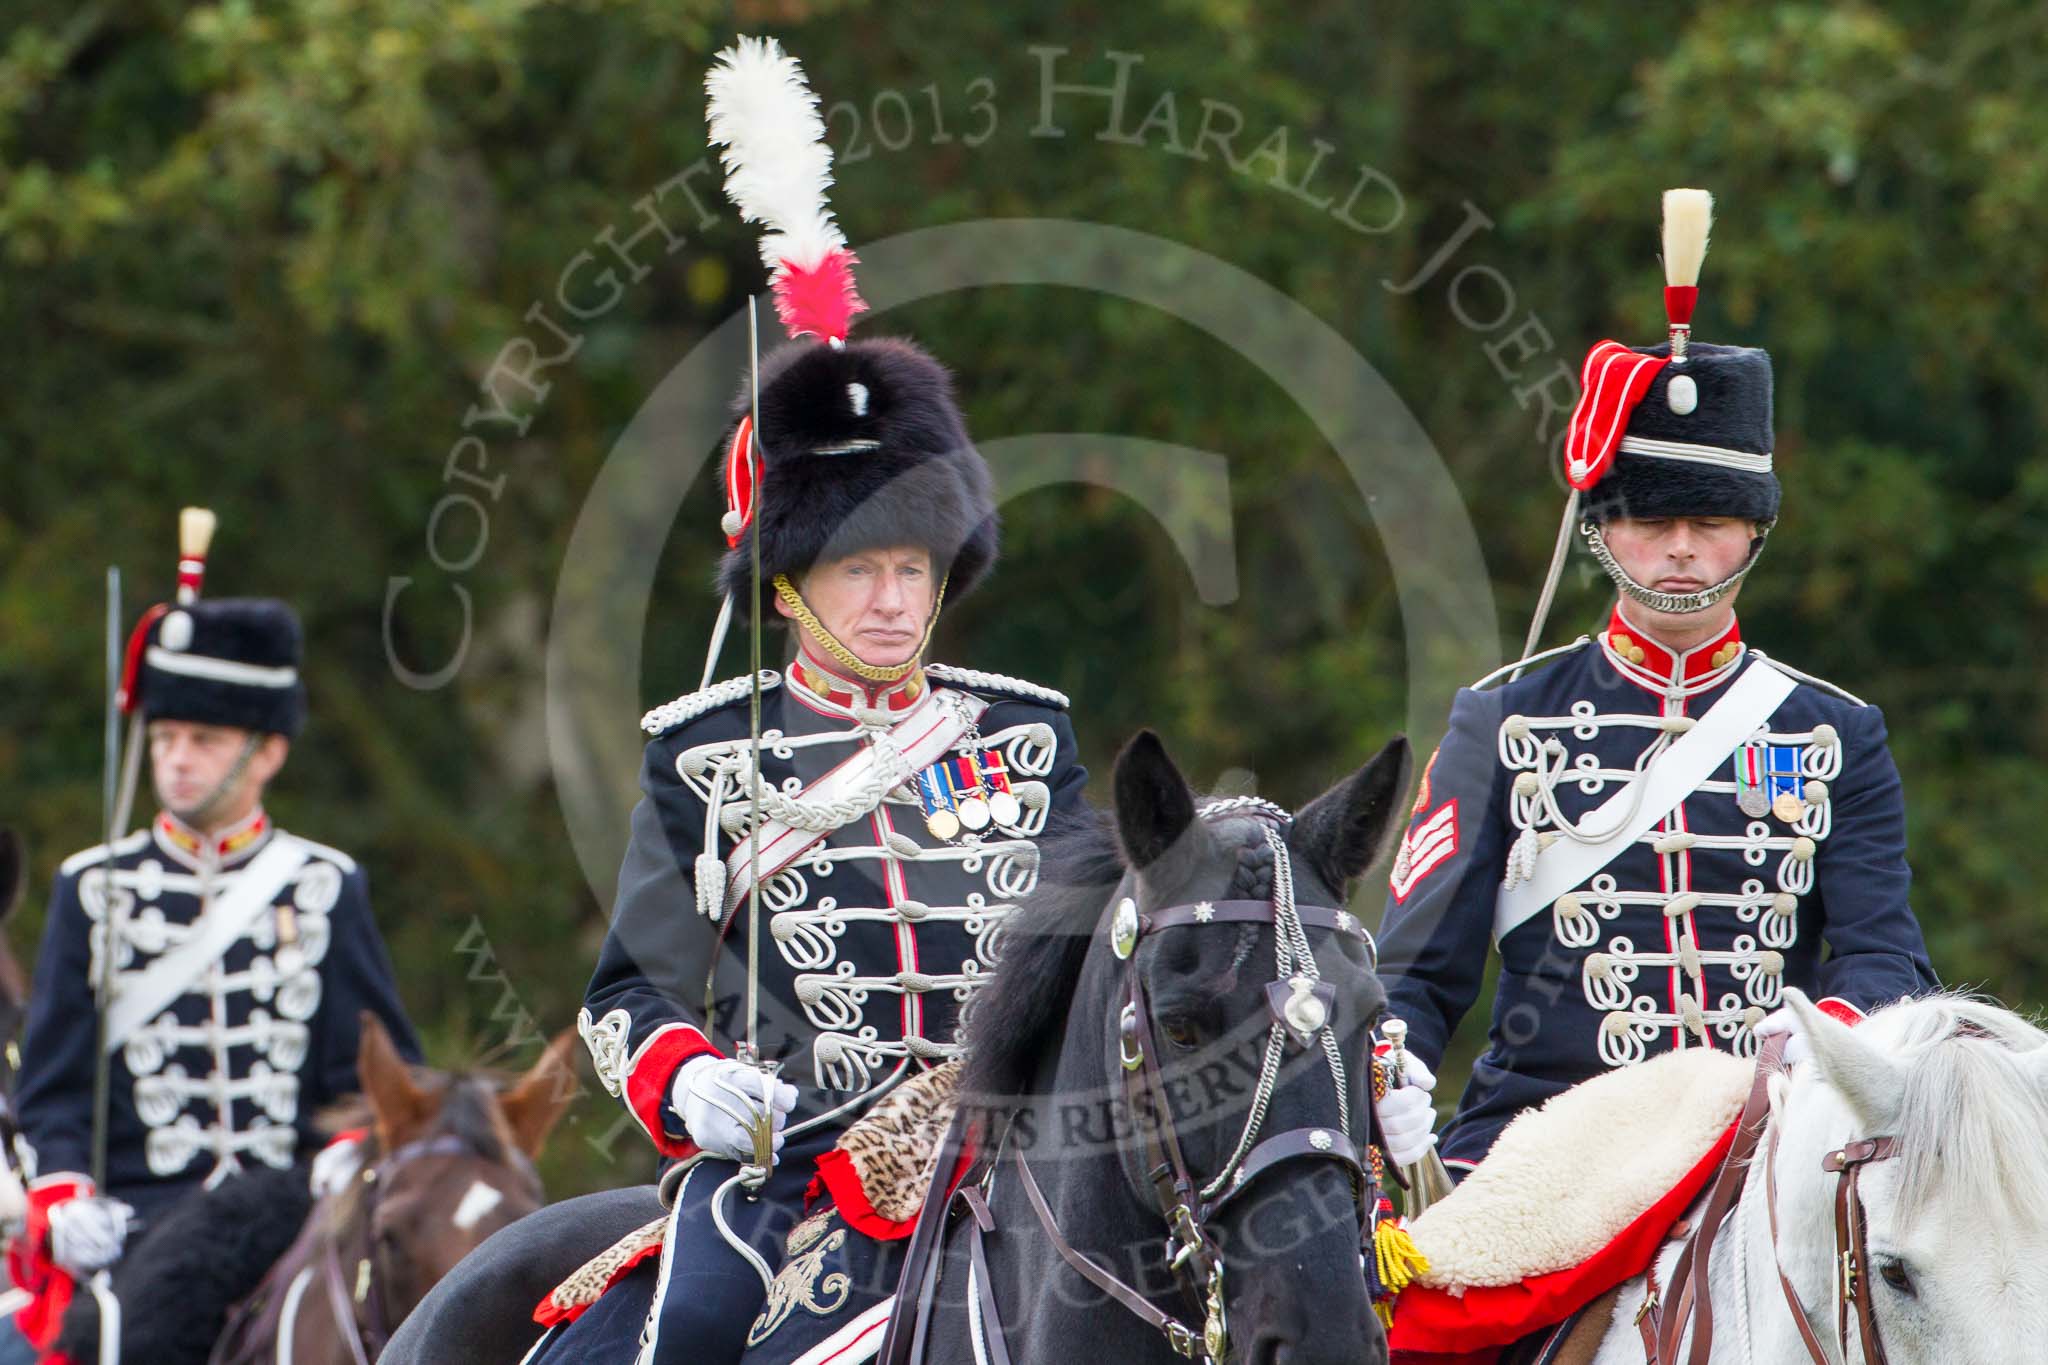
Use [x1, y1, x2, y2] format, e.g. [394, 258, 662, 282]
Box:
[215, 1015, 578, 1364]
[57, 1014, 578, 1364]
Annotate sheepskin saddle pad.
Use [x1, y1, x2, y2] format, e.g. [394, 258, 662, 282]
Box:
[1409, 1047, 1753, 1290]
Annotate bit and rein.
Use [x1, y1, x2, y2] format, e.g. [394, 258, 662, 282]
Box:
[906, 804, 1390, 1364]
[1635, 1031, 1903, 1365]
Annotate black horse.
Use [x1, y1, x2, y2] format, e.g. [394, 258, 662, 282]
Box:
[832, 729, 1407, 1365]
[392, 729, 1408, 1365]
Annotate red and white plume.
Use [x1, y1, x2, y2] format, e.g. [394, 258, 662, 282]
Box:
[706, 36, 866, 344]
[1561, 187, 1715, 490]
[1661, 188, 1713, 361]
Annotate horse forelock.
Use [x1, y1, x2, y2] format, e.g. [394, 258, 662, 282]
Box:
[1843, 993, 2048, 1234]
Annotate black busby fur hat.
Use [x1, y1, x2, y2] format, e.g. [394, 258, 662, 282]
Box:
[716, 336, 998, 610]
[1580, 341, 1781, 525]
[139, 598, 306, 738]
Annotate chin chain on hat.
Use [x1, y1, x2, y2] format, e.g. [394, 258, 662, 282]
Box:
[1519, 189, 1778, 673]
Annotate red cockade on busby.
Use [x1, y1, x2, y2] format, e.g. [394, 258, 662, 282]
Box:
[705, 37, 996, 615]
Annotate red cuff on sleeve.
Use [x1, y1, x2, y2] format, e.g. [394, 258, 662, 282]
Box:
[623, 1025, 721, 1158]
[12, 1175, 90, 1349]
[1815, 997, 1865, 1027]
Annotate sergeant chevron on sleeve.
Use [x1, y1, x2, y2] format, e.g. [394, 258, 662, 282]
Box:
[1375, 189, 1937, 1179]
[4, 566, 420, 1360]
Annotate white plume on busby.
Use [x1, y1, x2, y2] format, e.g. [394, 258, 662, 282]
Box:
[703, 37, 997, 613]
[705, 36, 865, 344]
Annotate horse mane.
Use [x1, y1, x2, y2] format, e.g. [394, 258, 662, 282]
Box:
[1854, 992, 2048, 1229]
[959, 807, 1122, 1106]
[959, 803, 1282, 1107]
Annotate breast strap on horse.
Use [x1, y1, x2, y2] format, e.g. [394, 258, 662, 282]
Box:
[876, 869, 1385, 1365]
[1634, 1032, 1901, 1365]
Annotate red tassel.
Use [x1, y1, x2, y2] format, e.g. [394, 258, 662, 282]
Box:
[772, 248, 867, 343]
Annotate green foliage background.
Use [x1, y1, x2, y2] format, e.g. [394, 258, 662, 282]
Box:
[4, 1, 2044, 1194]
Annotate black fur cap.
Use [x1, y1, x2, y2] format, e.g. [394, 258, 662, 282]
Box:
[716, 336, 998, 609]
[138, 598, 306, 738]
[1581, 341, 1781, 525]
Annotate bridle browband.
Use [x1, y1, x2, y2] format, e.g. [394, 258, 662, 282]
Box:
[1636, 1033, 1902, 1365]
[882, 801, 1392, 1365]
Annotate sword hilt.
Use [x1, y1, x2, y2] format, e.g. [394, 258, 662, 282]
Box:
[1381, 1017, 1412, 1088]
[1377, 1017, 1458, 1216]
[732, 1042, 782, 1195]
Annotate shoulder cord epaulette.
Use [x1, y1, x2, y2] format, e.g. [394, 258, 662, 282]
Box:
[640, 669, 782, 735]
[1469, 636, 1593, 693]
[925, 663, 1070, 709]
[1747, 650, 1868, 708]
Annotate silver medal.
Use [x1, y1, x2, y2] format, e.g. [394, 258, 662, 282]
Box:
[957, 796, 991, 831]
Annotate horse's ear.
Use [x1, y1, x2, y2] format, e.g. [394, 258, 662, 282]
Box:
[358, 1011, 431, 1145]
[0, 829, 23, 923]
[1113, 730, 1208, 876]
[1289, 736, 1411, 894]
[499, 1028, 580, 1160]
[1787, 989, 1903, 1130]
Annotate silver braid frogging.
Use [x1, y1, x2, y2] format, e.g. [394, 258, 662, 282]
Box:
[1581, 519, 1772, 615]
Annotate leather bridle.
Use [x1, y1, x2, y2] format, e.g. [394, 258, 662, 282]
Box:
[1635, 1034, 1901, 1365]
[882, 802, 1393, 1364]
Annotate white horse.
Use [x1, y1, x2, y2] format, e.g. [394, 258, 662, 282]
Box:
[1593, 988, 2048, 1362]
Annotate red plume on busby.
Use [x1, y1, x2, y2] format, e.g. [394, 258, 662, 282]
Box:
[703, 37, 997, 609]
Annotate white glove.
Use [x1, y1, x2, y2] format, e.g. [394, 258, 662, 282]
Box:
[310, 1134, 365, 1199]
[1755, 1006, 1812, 1066]
[671, 1055, 799, 1165]
[47, 1194, 135, 1276]
[1375, 1052, 1440, 1169]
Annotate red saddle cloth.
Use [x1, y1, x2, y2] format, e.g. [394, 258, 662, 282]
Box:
[1387, 1119, 1737, 1362]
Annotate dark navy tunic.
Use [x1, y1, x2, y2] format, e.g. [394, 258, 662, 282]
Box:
[1377, 610, 1936, 1173]
[537, 659, 1084, 1363]
[580, 659, 1088, 1155]
[13, 811, 420, 1218]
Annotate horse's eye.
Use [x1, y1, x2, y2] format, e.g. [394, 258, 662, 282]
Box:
[1159, 1017, 1202, 1051]
[1878, 1257, 1916, 1298]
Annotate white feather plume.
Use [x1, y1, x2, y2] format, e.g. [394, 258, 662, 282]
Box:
[705, 36, 845, 273]
[1661, 188, 1714, 288]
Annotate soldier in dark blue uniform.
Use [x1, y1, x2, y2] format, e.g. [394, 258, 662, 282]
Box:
[489, 43, 1090, 1364]
[1375, 190, 1938, 1179]
[2, 590, 420, 1360]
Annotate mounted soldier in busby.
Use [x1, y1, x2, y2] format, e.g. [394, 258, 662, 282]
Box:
[382, 37, 1089, 1365]
[0, 514, 422, 1363]
[1372, 189, 1940, 1186]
